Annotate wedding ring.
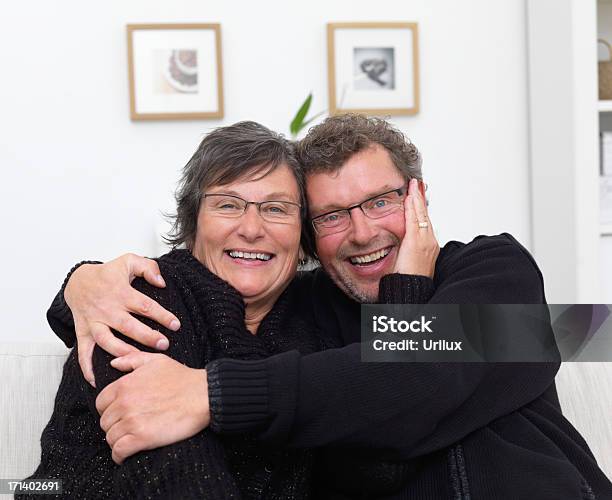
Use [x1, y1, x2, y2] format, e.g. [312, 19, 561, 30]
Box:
[418, 221, 429, 229]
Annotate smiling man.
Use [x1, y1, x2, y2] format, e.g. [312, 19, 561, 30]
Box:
[302, 122, 430, 305]
[45, 115, 612, 499]
[307, 144, 409, 302]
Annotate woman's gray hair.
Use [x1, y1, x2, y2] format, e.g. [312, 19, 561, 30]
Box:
[165, 121, 306, 250]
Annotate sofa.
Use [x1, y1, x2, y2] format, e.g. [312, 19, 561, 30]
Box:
[1, 341, 611, 492]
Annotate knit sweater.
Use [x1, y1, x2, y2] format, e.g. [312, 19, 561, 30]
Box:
[45, 234, 612, 498]
[204, 233, 612, 499]
[204, 234, 559, 451]
[24, 249, 322, 499]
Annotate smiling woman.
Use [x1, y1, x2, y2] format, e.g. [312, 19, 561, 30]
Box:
[20, 121, 323, 500]
[193, 165, 303, 331]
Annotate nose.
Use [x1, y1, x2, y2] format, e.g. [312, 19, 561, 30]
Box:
[236, 203, 266, 241]
[348, 208, 377, 246]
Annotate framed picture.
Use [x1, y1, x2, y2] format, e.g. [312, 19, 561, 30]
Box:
[127, 24, 224, 120]
[327, 22, 419, 116]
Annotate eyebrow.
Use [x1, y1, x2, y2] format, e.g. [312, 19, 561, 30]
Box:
[312, 185, 399, 213]
[208, 189, 298, 202]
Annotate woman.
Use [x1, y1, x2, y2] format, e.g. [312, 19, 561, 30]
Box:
[21, 121, 329, 499]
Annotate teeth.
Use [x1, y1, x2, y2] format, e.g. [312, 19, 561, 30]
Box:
[350, 248, 391, 265]
[228, 251, 272, 261]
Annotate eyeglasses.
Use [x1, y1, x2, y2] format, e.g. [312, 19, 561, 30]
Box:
[311, 185, 406, 236]
[202, 193, 301, 224]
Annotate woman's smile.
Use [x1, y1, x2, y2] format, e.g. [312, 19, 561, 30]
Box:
[192, 164, 302, 304]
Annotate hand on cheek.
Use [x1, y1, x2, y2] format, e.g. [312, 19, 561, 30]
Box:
[392, 179, 440, 278]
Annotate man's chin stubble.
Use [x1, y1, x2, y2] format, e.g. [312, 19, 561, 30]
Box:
[330, 266, 379, 304]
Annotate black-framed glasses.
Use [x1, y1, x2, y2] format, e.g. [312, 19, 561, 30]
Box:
[311, 185, 406, 236]
[202, 193, 301, 224]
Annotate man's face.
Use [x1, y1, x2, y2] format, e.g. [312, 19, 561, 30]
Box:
[307, 144, 407, 302]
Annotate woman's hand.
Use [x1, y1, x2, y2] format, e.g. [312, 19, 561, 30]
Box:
[393, 179, 440, 278]
[64, 254, 181, 387]
[96, 352, 210, 465]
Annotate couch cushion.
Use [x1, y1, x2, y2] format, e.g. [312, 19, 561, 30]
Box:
[1, 343, 610, 486]
[0, 342, 69, 482]
[556, 362, 612, 480]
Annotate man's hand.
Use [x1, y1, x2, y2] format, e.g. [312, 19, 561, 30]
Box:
[393, 178, 440, 278]
[96, 352, 210, 465]
[64, 254, 181, 387]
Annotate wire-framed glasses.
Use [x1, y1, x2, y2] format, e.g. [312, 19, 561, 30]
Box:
[202, 193, 301, 224]
[311, 185, 406, 236]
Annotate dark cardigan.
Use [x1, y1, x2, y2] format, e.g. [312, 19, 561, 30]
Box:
[23, 249, 322, 499]
[45, 234, 612, 499]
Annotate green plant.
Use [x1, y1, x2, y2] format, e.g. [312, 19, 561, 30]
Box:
[289, 93, 326, 139]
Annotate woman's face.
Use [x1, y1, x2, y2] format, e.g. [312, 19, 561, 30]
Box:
[192, 164, 302, 304]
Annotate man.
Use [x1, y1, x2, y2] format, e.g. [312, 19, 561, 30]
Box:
[48, 115, 612, 498]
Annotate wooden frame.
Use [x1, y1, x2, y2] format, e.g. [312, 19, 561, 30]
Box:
[127, 24, 224, 120]
[327, 22, 420, 116]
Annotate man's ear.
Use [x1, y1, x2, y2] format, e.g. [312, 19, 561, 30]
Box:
[418, 180, 427, 198]
[418, 180, 430, 207]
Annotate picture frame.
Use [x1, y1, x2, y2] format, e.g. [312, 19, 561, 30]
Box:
[127, 23, 224, 120]
[327, 22, 419, 116]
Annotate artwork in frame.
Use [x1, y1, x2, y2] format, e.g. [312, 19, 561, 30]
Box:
[327, 22, 419, 116]
[127, 24, 224, 120]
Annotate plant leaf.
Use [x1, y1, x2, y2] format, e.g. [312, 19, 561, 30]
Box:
[290, 93, 313, 137]
[301, 110, 327, 129]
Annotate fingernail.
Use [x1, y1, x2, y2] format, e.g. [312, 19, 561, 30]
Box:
[156, 275, 165, 286]
[170, 319, 180, 331]
[88, 378, 96, 388]
[156, 338, 169, 350]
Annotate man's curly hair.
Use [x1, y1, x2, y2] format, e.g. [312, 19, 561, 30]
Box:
[295, 114, 422, 179]
[295, 114, 423, 259]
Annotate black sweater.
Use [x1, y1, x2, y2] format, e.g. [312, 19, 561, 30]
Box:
[26, 249, 322, 499]
[205, 233, 559, 452]
[46, 234, 612, 499]
[205, 233, 612, 499]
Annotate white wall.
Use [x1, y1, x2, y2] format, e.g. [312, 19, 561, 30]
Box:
[598, 3, 612, 304]
[0, 0, 531, 342]
[527, 0, 602, 304]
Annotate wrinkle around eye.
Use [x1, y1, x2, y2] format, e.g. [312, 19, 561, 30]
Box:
[264, 207, 288, 215]
[321, 212, 347, 224]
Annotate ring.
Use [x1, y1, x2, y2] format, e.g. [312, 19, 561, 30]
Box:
[418, 221, 429, 229]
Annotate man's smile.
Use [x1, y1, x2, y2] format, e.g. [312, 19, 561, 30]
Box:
[348, 246, 392, 266]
